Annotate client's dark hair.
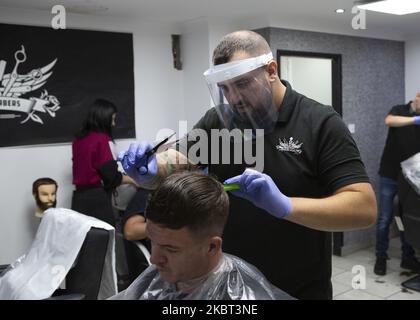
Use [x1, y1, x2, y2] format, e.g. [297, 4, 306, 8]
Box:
[145, 172, 229, 238]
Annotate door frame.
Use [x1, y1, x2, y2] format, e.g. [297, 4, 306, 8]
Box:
[277, 49, 344, 256]
[277, 50, 342, 116]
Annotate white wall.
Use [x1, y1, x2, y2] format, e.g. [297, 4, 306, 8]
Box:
[180, 18, 211, 130]
[0, 8, 184, 264]
[405, 37, 420, 101]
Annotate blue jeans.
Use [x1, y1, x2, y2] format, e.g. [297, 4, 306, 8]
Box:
[375, 176, 415, 259]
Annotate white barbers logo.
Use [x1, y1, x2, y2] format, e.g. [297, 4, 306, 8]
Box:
[0, 45, 60, 124]
[276, 137, 303, 155]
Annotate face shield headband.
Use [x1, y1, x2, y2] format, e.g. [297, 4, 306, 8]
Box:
[203, 53, 278, 133]
[203, 52, 274, 84]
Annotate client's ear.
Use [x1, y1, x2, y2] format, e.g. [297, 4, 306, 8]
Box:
[208, 236, 222, 255]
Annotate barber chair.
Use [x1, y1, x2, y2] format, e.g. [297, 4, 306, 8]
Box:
[398, 174, 420, 292]
[0, 227, 111, 300]
[123, 239, 151, 284]
[61, 227, 110, 299]
[113, 212, 151, 289]
[114, 188, 152, 286]
[0, 264, 7, 273]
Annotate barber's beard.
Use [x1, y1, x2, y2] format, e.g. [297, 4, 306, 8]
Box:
[232, 89, 277, 132]
[36, 196, 57, 212]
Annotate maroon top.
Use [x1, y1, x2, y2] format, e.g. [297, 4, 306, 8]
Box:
[72, 132, 114, 187]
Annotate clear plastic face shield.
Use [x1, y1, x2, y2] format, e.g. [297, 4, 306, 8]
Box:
[203, 52, 278, 133]
[413, 93, 420, 113]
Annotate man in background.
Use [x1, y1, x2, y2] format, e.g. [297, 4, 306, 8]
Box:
[375, 93, 420, 275]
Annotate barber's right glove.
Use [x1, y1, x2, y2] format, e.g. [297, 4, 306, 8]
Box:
[414, 116, 420, 125]
[117, 142, 158, 185]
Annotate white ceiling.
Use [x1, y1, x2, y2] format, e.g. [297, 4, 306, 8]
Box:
[0, 0, 419, 40]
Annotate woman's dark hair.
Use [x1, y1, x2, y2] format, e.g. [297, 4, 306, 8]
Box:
[145, 172, 229, 238]
[76, 99, 117, 138]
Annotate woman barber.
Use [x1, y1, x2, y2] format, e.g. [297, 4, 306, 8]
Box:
[71, 99, 137, 226]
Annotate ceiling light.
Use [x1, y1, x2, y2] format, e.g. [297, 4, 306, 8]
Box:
[357, 0, 420, 15]
[335, 9, 345, 14]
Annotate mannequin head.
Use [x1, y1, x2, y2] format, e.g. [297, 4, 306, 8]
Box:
[32, 178, 58, 214]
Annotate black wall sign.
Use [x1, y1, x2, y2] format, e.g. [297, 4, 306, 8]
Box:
[0, 23, 135, 147]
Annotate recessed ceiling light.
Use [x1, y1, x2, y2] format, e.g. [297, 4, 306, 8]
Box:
[357, 0, 420, 15]
[335, 9, 345, 14]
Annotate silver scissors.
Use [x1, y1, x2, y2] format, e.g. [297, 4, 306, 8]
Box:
[3, 46, 27, 96]
[138, 133, 177, 175]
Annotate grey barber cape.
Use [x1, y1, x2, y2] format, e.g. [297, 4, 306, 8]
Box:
[401, 152, 420, 195]
[110, 253, 294, 300]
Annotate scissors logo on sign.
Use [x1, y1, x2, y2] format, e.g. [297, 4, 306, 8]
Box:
[0, 45, 60, 124]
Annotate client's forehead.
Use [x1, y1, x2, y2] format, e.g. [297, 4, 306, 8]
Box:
[147, 221, 195, 246]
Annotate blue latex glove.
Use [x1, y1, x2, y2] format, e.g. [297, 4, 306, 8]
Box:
[414, 116, 420, 125]
[224, 168, 292, 219]
[117, 142, 158, 185]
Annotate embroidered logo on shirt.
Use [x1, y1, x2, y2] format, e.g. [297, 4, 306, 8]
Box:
[276, 137, 303, 155]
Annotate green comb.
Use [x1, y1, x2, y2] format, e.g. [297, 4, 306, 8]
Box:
[223, 183, 240, 191]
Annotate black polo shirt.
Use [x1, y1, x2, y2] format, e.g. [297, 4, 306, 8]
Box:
[379, 103, 420, 180]
[121, 188, 151, 251]
[180, 80, 369, 299]
[121, 188, 151, 283]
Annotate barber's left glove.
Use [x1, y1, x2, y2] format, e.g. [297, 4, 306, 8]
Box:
[414, 116, 420, 125]
[223, 168, 292, 219]
[117, 141, 158, 185]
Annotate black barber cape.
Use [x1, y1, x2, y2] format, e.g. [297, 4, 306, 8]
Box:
[180, 81, 369, 299]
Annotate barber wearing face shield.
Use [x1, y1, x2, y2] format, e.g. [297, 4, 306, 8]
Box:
[119, 30, 377, 300]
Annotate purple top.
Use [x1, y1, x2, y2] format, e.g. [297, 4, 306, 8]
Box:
[72, 132, 114, 187]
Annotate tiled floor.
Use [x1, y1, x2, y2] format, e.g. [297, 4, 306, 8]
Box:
[332, 237, 420, 300]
